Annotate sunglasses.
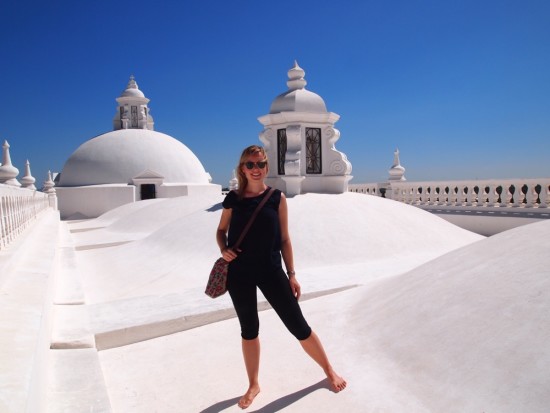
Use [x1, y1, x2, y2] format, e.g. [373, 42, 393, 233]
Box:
[244, 161, 267, 170]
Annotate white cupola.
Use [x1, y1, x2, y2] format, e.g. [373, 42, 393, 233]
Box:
[0, 140, 21, 186]
[113, 76, 155, 131]
[258, 61, 352, 196]
[388, 148, 406, 181]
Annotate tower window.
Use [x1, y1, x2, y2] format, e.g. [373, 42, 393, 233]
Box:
[306, 128, 322, 174]
[277, 129, 287, 175]
[131, 106, 138, 128]
[119, 107, 124, 128]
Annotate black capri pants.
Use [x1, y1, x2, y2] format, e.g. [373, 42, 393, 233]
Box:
[227, 265, 312, 341]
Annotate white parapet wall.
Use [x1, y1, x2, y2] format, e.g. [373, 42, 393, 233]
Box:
[350, 178, 550, 236]
[0, 185, 52, 250]
[55, 185, 136, 220]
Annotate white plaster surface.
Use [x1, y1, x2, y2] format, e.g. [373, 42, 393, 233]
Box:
[58, 129, 211, 186]
[6, 192, 549, 412]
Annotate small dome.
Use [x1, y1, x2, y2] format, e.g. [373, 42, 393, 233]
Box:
[119, 75, 145, 98]
[121, 88, 145, 98]
[269, 62, 327, 114]
[58, 129, 210, 186]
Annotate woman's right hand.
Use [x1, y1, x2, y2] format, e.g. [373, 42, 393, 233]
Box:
[221, 247, 239, 262]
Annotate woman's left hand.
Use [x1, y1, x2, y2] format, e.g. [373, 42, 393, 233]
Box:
[289, 277, 302, 300]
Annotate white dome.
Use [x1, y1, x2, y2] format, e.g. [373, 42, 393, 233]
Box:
[118, 76, 146, 99]
[269, 61, 328, 114]
[270, 88, 327, 113]
[120, 88, 145, 98]
[58, 129, 210, 186]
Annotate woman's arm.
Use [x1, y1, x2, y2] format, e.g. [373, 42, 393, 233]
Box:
[279, 193, 301, 300]
[216, 208, 238, 262]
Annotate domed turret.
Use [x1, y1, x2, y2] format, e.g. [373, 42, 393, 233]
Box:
[113, 75, 154, 130]
[258, 62, 352, 196]
[120, 76, 145, 98]
[269, 61, 328, 114]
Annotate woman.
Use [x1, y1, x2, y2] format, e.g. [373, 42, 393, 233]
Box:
[216, 145, 346, 409]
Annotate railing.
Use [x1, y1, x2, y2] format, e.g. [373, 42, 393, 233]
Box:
[350, 178, 550, 209]
[0, 185, 52, 250]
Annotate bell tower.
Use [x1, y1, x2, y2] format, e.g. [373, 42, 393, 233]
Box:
[113, 76, 155, 131]
[258, 62, 352, 195]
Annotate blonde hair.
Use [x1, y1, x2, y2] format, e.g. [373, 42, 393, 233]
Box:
[236, 145, 268, 198]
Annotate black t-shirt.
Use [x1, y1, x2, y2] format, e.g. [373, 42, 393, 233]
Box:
[222, 188, 282, 269]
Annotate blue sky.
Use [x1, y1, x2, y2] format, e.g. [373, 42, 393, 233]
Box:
[1, 0, 549, 187]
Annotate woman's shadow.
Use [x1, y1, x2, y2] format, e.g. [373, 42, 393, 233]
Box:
[199, 379, 331, 413]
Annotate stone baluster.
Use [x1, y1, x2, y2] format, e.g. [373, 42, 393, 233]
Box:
[0, 196, 5, 249]
[451, 185, 459, 206]
[443, 185, 451, 205]
[517, 182, 525, 208]
[465, 185, 473, 206]
[461, 185, 467, 205]
[486, 184, 496, 207]
[424, 186, 431, 205]
[431, 185, 439, 205]
[539, 184, 549, 208]
[414, 186, 421, 204]
[499, 184, 510, 207]
[435, 185, 442, 205]
[475, 185, 484, 206]
[432, 186, 439, 205]
[473, 185, 480, 206]
[3, 196, 9, 246]
[6, 196, 13, 244]
[525, 183, 535, 207]
[402, 186, 409, 203]
[511, 183, 520, 207]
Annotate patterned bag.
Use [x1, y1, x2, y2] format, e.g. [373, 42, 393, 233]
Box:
[205, 188, 275, 298]
[205, 257, 229, 298]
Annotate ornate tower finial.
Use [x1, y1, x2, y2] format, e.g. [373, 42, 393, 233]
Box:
[287, 61, 307, 91]
[388, 148, 406, 181]
[20, 159, 37, 190]
[43, 170, 56, 194]
[0, 140, 21, 186]
[126, 75, 138, 90]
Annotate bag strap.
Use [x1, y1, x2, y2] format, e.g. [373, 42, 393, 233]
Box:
[233, 187, 275, 250]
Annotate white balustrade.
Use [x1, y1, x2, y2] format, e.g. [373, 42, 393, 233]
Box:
[350, 178, 550, 213]
[0, 185, 51, 250]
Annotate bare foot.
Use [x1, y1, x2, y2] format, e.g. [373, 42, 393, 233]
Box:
[327, 369, 347, 392]
[238, 385, 261, 409]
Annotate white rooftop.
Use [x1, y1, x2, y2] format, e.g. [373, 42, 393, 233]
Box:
[44, 192, 550, 412]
